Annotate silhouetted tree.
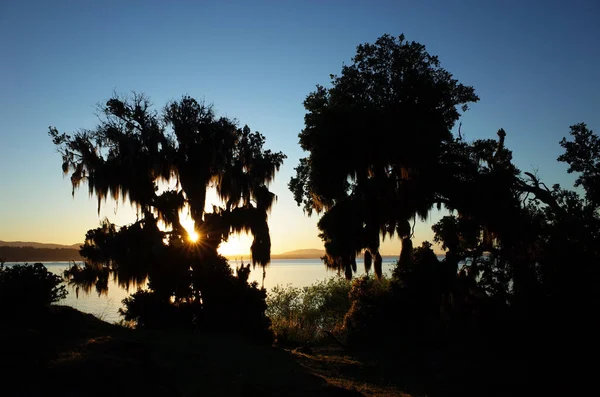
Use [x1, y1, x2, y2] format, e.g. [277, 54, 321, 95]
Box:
[291, 32, 599, 394]
[558, 123, 600, 209]
[428, 124, 600, 394]
[289, 34, 478, 278]
[49, 93, 285, 338]
[432, 124, 600, 311]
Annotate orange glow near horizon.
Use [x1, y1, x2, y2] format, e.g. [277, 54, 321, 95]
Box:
[219, 234, 252, 257]
[1, 182, 439, 256]
[180, 214, 250, 255]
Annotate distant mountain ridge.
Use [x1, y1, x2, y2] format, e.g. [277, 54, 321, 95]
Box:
[273, 248, 326, 259]
[271, 249, 402, 259]
[223, 249, 326, 260]
[0, 240, 81, 250]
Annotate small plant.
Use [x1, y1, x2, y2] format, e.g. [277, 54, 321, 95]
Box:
[95, 298, 113, 321]
[115, 319, 136, 328]
[0, 262, 67, 318]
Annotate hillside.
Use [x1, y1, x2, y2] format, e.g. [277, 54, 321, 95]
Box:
[0, 240, 80, 250]
[0, 246, 82, 262]
[273, 248, 326, 259]
[271, 249, 405, 260]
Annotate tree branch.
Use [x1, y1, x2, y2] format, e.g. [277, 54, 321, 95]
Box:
[517, 173, 564, 216]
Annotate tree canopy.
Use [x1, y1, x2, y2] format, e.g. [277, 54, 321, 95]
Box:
[49, 93, 285, 336]
[50, 94, 285, 267]
[289, 34, 479, 277]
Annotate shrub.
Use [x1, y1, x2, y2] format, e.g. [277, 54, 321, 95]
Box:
[120, 265, 273, 344]
[0, 262, 67, 318]
[266, 284, 304, 344]
[267, 276, 352, 345]
[342, 243, 460, 352]
[120, 290, 192, 329]
[342, 275, 392, 348]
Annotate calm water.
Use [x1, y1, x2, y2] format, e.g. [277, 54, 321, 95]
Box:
[11, 258, 398, 324]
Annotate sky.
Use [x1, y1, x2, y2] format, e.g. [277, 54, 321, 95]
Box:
[0, 0, 598, 256]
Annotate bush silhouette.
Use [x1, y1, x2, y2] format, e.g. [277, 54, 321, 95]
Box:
[0, 262, 67, 319]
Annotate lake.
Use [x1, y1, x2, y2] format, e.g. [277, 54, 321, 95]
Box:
[17, 258, 399, 324]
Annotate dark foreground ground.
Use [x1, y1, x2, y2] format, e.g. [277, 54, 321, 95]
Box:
[2, 306, 581, 397]
[0, 306, 412, 397]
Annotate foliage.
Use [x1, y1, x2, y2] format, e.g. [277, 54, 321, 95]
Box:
[49, 93, 285, 339]
[49, 94, 285, 268]
[292, 34, 600, 365]
[266, 277, 352, 345]
[64, 261, 110, 296]
[341, 275, 392, 348]
[342, 241, 507, 354]
[342, 123, 600, 392]
[0, 262, 67, 317]
[428, 123, 600, 311]
[120, 290, 194, 329]
[287, 39, 600, 387]
[558, 123, 600, 207]
[303, 117, 600, 391]
[289, 34, 479, 278]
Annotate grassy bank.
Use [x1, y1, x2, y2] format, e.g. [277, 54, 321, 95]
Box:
[0, 306, 411, 397]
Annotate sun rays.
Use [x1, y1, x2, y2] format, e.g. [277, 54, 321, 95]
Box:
[187, 230, 200, 243]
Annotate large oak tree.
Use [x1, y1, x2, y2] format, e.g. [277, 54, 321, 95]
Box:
[49, 93, 285, 334]
[289, 34, 478, 278]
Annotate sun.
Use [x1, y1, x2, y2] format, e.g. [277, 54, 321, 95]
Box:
[179, 214, 251, 253]
[187, 230, 200, 243]
[180, 217, 200, 243]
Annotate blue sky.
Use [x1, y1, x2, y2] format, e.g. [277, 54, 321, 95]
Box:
[0, 0, 598, 255]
